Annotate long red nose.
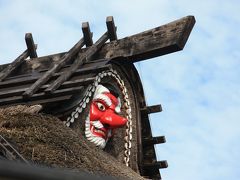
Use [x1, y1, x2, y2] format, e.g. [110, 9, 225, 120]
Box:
[100, 109, 127, 128]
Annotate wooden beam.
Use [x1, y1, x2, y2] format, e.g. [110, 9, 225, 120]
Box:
[82, 22, 93, 47]
[143, 160, 168, 169]
[44, 32, 109, 94]
[106, 16, 117, 41]
[0, 16, 195, 73]
[0, 63, 110, 89]
[0, 50, 29, 82]
[0, 77, 95, 99]
[143, 136, 166, 147]
[25, 33, 38, 58]
[141, 104, 162, 114]
[0, 86, 84, 106]
[22, 37, 85, 99]
[97, 15, 195, 62]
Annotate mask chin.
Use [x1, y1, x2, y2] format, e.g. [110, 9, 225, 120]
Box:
[85, 115, 107, 149]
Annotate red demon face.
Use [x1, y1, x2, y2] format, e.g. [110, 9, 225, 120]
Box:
[85, 85, 127, 148]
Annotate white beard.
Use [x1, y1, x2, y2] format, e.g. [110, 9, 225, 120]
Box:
[85, 115, 107, 149]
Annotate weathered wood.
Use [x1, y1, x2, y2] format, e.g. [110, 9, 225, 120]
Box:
[143, 160, 168, 169]
[25, 33, 38, 58]
[141, 104, 162, 114]
[98, 16, 195, 62]
[0, 77, 95, 99]
[45, 32, 109, 94]
[0, 50, 29, 81]
[0, 16, 195, 73]
[106, 16, 117, 41]
[82, 22, 93, 47]
[0, 63, 110, 89]
[0, 86, 84, 106]
[22, 37, 85, 99]
[143, 136, 166, 147]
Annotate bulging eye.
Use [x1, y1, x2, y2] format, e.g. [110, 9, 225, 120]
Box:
[96, 102, 106, 111]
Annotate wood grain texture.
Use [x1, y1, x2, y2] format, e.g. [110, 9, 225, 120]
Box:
[22, 37, 85, 98]
[0, 50, 29, 81]
[0, 15, 195, 75]
[44, 32, 109, 94]
[25, 33, 38, 58]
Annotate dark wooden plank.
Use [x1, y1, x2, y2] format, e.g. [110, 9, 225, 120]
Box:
[106, 16, 117, 41]
[25, 33, 37, 58]
[96, 15, 196, 62]
[82, 22, 93, 47]
[143, 160, 168, 169]
[0, 77, 95, 99]
[0, 16, 195, 73]
[0, 63, 110, 89]
[45, 32, 109, 94]
[22, 37, 86, 99]
[141, 104, 162, 114]
[0, 86, 84, 106]
[143, 136, 166, 146]
[0, 50, 29, 81]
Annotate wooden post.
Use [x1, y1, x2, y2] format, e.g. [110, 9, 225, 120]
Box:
[22, 37, 85, 99]
[106, 16, 117, 41]
[44, 32, 109, 94]
[25, 33, 38, 58]
[141, 104, 162, 114]
[82, 22, 93, 47]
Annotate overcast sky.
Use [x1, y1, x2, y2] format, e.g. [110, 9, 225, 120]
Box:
[1, 1, 240, 179]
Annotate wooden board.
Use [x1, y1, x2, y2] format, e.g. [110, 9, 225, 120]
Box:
[0, 16, 195, 74]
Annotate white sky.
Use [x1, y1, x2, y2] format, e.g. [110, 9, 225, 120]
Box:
[1, 1, 240, 179]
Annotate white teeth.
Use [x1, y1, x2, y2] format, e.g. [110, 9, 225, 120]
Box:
[107, 72, 112, 76]
[103, 72, 107, 76]
[94, 81, 98, 86]
[74, 113, 79, 119]
[100, 73, 104, 78]
[92, 121, 104, 129]
[91, 86, 95, 92]
[82, 102, 86, 108]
